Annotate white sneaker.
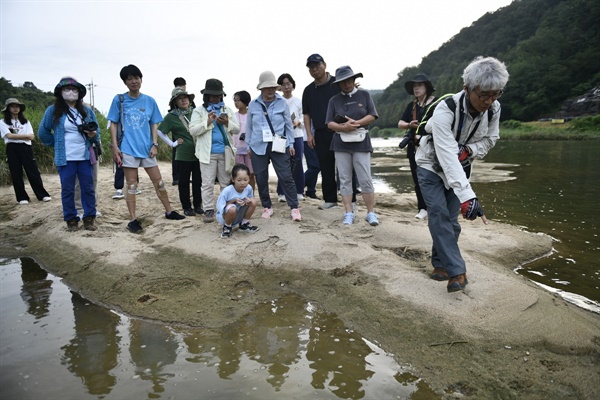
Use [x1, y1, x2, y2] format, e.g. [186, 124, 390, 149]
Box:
[42, 196, 52, 202]
[112, 189, 124, 199]
[278, 194, 286, 203]
[415, 209, 428, 220]
[297, 193, 304, 201]
[96, 210, 102, 217]
[135, 189, 142, 195]
[319, 202, 339, 209]
[19, 200, 29, 205]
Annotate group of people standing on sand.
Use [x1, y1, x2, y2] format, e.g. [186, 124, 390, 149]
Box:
[2, 54, 508, 293]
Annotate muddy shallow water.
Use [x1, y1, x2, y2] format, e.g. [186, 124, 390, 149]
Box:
[1, 257, 437, 399]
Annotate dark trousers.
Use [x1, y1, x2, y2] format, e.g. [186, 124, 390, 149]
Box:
[6, 143, 49, 202]
[314, 128, 338, 203]
[172, 146, 180, 182]
[407, 143, 426, 210]
[178, 160, 202, 210]
[251, 143, 299, 209]
[417, 167, 464, 277]
[277, 137, 305, 195]
[114, 164, 124, 190]
[303, 141, 320, 196]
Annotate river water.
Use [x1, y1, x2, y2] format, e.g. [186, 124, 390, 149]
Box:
[1, 138, 597, 399]
[370, 138, 599, 311]
[0, 257, 437, 400]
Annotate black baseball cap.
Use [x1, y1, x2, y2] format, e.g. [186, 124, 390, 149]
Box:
[306, 54, 325, 66]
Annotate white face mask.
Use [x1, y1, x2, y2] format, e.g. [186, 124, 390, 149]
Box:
[62, 90, 79, 102]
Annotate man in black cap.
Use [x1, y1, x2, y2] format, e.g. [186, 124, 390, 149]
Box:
[302, 54, 342, 208]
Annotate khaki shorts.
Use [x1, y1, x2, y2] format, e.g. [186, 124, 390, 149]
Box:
[121, 153, 158, 168]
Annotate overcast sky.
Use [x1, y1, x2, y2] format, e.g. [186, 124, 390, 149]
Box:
[1, 0, 513, 115]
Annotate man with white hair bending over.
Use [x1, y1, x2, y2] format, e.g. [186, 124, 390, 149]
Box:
[416, 56, 509, 293]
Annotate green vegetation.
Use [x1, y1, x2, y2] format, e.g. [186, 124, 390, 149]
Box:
[0, 79, 173, 186]
[374, 0, 600, 127]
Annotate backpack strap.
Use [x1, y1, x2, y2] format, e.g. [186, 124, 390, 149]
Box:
[445, 93, 494, 144]
[117, 94, 125, 147]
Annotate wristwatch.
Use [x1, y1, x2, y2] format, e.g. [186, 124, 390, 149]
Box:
[152, 142, 159, 147]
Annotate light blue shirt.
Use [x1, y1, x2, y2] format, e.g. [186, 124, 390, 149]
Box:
[246, 94, 294, 156]
[107, 93, 163, 158]
[215, 184, 254, 225]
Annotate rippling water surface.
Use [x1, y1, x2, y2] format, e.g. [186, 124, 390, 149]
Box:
[370, 138, 599, 311]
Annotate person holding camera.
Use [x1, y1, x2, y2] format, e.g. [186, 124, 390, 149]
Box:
[246, 71, 301, 221]
[398, 73, 437, 220]
[1, 98, 51, 205]
[189, 78, 239, 224]
[38, 77, 99, 231]
[232, 90, 256, 192]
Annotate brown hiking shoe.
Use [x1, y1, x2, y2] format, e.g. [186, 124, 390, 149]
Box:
[83, 216, 97, 231]
[431, 267, 449, 281]
[66, 218, 79, 232]
[447, 273, 469, 292]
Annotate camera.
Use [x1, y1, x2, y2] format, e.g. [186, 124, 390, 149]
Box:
[239, 133, 246, 141]
[77, 121, 98, 134]
[398, 132, 420, 149]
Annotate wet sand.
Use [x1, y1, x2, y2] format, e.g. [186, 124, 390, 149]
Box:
[1, 162, 598, 399]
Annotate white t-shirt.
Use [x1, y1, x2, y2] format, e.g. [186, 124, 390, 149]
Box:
[0, 119, 33, 145]
[64, 107, 86, 161]
[284, 96, 306, 140]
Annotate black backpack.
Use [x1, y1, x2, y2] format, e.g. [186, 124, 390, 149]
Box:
[416, 92, 494, 141]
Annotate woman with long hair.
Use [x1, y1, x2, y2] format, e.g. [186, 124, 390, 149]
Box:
[0, 98, 51, 205]
[38, 77, 99, 231]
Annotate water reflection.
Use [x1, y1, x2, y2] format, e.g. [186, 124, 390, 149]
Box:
[61, 292, 121, 396]
[20, 257, 53, 319]
[130, 319, 177, 396]
[370, 138, 600, 307]
[1, 257, 436, 399]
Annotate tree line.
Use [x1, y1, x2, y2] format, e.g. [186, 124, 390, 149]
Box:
[373, 0, 600, 128]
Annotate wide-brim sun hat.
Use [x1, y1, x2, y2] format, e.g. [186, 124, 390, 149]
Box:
[201, 78, 226, 96]
[53, 76, 87, 99]
[257, 71, 279, 90]
[404, 73, 435, 95]
[1, 98, 26, 113]
[169, 87, 195, 109]
[332, 66, 363, 85]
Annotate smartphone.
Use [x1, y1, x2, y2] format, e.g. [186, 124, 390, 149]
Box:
[334, 114, 348, 124]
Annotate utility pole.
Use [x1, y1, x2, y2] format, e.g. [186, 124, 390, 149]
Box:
[86, 79, 97, 109]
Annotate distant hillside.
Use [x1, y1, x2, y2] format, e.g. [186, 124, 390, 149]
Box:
[374, 0, 600, 127]
[0, 77, 55, 111]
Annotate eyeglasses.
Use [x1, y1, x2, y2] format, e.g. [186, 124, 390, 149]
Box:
[62, 88, 79, 93]
[471, 88, 504, 101]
